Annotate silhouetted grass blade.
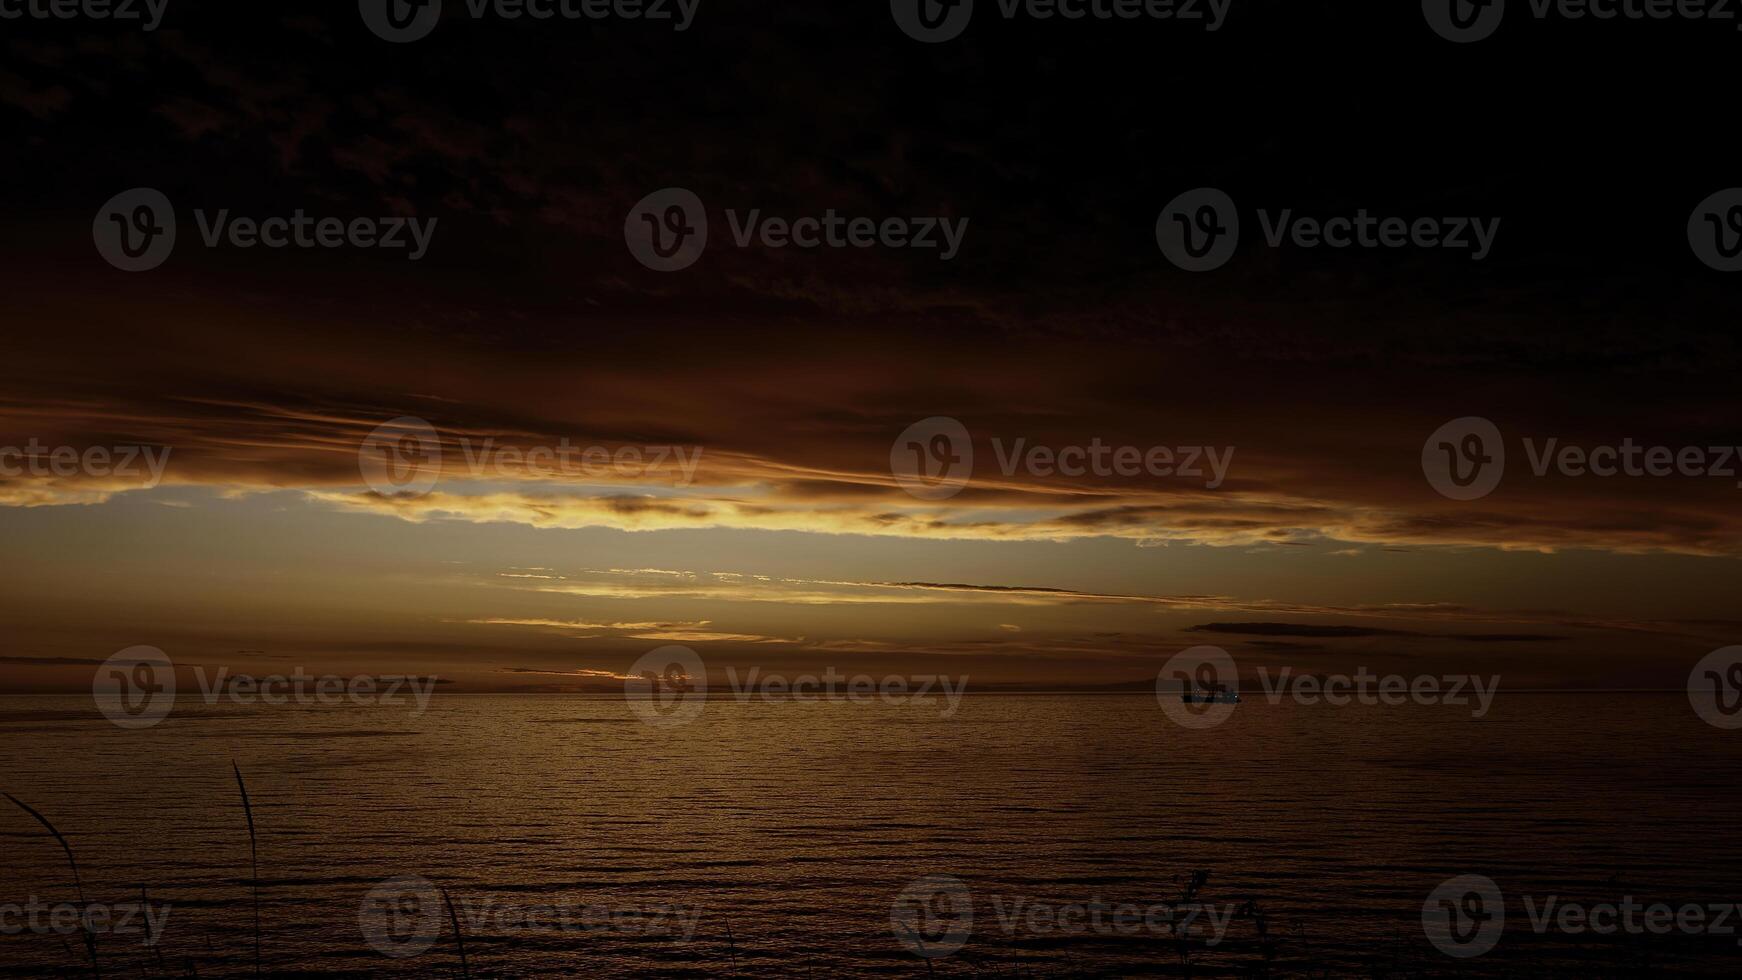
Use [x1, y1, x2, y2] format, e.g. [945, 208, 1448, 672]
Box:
[5, 792, 100, 978]
[440, 885, 469, 977]
[232, 762, 260, 977]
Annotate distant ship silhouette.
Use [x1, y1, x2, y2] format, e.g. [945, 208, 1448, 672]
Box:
[1180, 686, 1240, 704]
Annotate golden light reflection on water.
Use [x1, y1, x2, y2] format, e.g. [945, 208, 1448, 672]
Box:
[2, 693, 1739, 976]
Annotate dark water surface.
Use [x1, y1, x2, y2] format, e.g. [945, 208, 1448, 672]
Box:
[2, 693, 1738, 976]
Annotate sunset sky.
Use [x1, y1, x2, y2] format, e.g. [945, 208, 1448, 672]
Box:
[2, 2, 1738, 693]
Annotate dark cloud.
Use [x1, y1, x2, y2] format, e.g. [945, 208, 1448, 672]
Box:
[0, 655, 107, 665]
[1, 1, 1737, 694]
[1188, 623, 1566, 643]
[1188, 622, 1418, 639]
[1456, 634, 1565, 644]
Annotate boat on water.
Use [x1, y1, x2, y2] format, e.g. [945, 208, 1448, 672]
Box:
[1180, 688, 1240, 704]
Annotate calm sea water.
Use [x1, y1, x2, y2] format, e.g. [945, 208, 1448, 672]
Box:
[1, 693, 1739, 977]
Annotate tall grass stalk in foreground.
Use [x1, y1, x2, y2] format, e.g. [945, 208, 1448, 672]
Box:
[440, 885, 469, 978]
[892, 921, 936, 976]
[141, 885, 169, 972]
[232, 762, 261, 977]
[4, 792, 100, 978]
[1175, 869, 1211, 979]
[1237, 898, 1278, 978]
